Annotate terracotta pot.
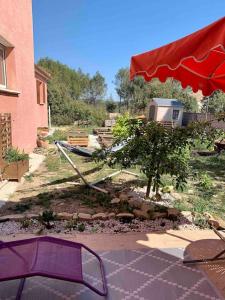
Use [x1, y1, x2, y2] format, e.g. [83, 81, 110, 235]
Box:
[37, 139, 49, 148]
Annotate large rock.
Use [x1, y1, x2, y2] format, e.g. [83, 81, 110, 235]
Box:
[111, 198, 120, 204]
[133, 209, 149, 219]
[171, 192, 182, 200]
[215, 217, 225, 229]
[208, 219, 220, 229]
[205, 213, 225, 229]
[167, 208, 180, 218]
[141, 202, 155, 213]
[116, 213, 134, 219]
[57, 212, 73, 220]
[119, 193, 128, 203]
[127, 191, 139, 199]
[92, 213, 108, 220]
[108, 212, 116, 218]
[152, 212, 167, 219]
[24, 214, 39, 220]
[128, 198, 142, 209]
[78, 213, 92, 221]
[73, 213, 79, 220]
[0, 214, 25, 222]
[181, 211, 193, 222]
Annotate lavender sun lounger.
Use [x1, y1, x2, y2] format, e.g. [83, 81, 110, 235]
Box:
[0, 236, 107, 299]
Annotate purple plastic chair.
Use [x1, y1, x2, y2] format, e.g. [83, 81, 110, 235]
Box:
[0, 236, 107, 299]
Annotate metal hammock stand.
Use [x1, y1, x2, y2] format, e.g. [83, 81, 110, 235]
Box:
[55, 141, 139, 194]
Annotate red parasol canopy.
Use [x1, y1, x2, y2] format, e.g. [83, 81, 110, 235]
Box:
[130, 17, 225, 96]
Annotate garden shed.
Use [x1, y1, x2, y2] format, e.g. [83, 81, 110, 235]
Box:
[148, 98, 184, 127]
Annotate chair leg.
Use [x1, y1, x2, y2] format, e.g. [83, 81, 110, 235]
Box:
[183, 249, 225, 265]
[16, 278, 26, 300]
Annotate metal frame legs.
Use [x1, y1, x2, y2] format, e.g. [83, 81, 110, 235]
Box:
[16, 278, 26, 300]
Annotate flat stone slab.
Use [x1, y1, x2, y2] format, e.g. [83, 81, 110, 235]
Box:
[92, 213, 108, 220]
[57, 213, 73, 220]
[0, 214, 25, 222]
[78, 213, 92, 221]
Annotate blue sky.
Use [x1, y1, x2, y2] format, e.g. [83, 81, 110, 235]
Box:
[32, 0, 224, 100]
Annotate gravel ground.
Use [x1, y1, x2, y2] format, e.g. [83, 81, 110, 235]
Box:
[0, 215, 199, 236]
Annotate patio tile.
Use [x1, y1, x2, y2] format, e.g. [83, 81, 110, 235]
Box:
[148, 248, 182, 263]
[183, 293, 221, 300]
[103, 258, 122, 274]
[28, 277, 86, 298]
[161, 264, 203, 289]
[197, 279, 223, 299]
[135, 278, 185, 300]
[21, 282, 65, 300]
[0, 279, 20, 299]
[108, 267, 149, 293]
[102, 249, 143, 265]
[160, 247, 184, 260]
[130, 252, 172, 276]
[76, 285, 127, 300]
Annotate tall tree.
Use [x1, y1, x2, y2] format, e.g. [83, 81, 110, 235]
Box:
[114, 68, 131, 110]
[202, 91, 225, 114]
[85, 72, 107, 105]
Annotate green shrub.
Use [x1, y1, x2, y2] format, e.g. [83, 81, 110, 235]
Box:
[12, 202, 31, 213]
[197, 172, 213, 190]
[112, 113, 131, 140]
[77, 223, 85, 232]
[193, 213, 209, 229]
[193, 139, 214, 151]
[4, 148, 29, 162]
[20, 218, 32, 229]
[65, 219, 78, 230]
[39, 210, 56, 229]
[45, 130, 67, 143]
[24, 174, 34, 182]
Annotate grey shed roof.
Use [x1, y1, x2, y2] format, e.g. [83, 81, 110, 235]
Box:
[152, 98, 183, 107]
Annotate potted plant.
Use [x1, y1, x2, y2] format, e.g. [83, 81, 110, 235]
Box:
[0, 148, 29, 181]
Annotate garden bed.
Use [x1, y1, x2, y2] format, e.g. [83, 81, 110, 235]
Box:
[0, 131, 224, 235]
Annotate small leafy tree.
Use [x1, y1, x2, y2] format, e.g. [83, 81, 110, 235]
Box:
[106, 118, 221, 198]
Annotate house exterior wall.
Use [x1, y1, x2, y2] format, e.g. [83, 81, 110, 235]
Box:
[0, 0, 46, 153]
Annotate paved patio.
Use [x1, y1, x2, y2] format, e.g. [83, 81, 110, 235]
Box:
[0, 230, 224, 299]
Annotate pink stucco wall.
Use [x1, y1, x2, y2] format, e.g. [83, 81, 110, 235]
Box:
[0, 0, 48, 153]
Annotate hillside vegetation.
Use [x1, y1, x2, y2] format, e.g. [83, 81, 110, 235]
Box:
[38, 58, 108, 125]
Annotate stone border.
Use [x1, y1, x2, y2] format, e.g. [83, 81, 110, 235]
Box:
[0, 210, 224, 230]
